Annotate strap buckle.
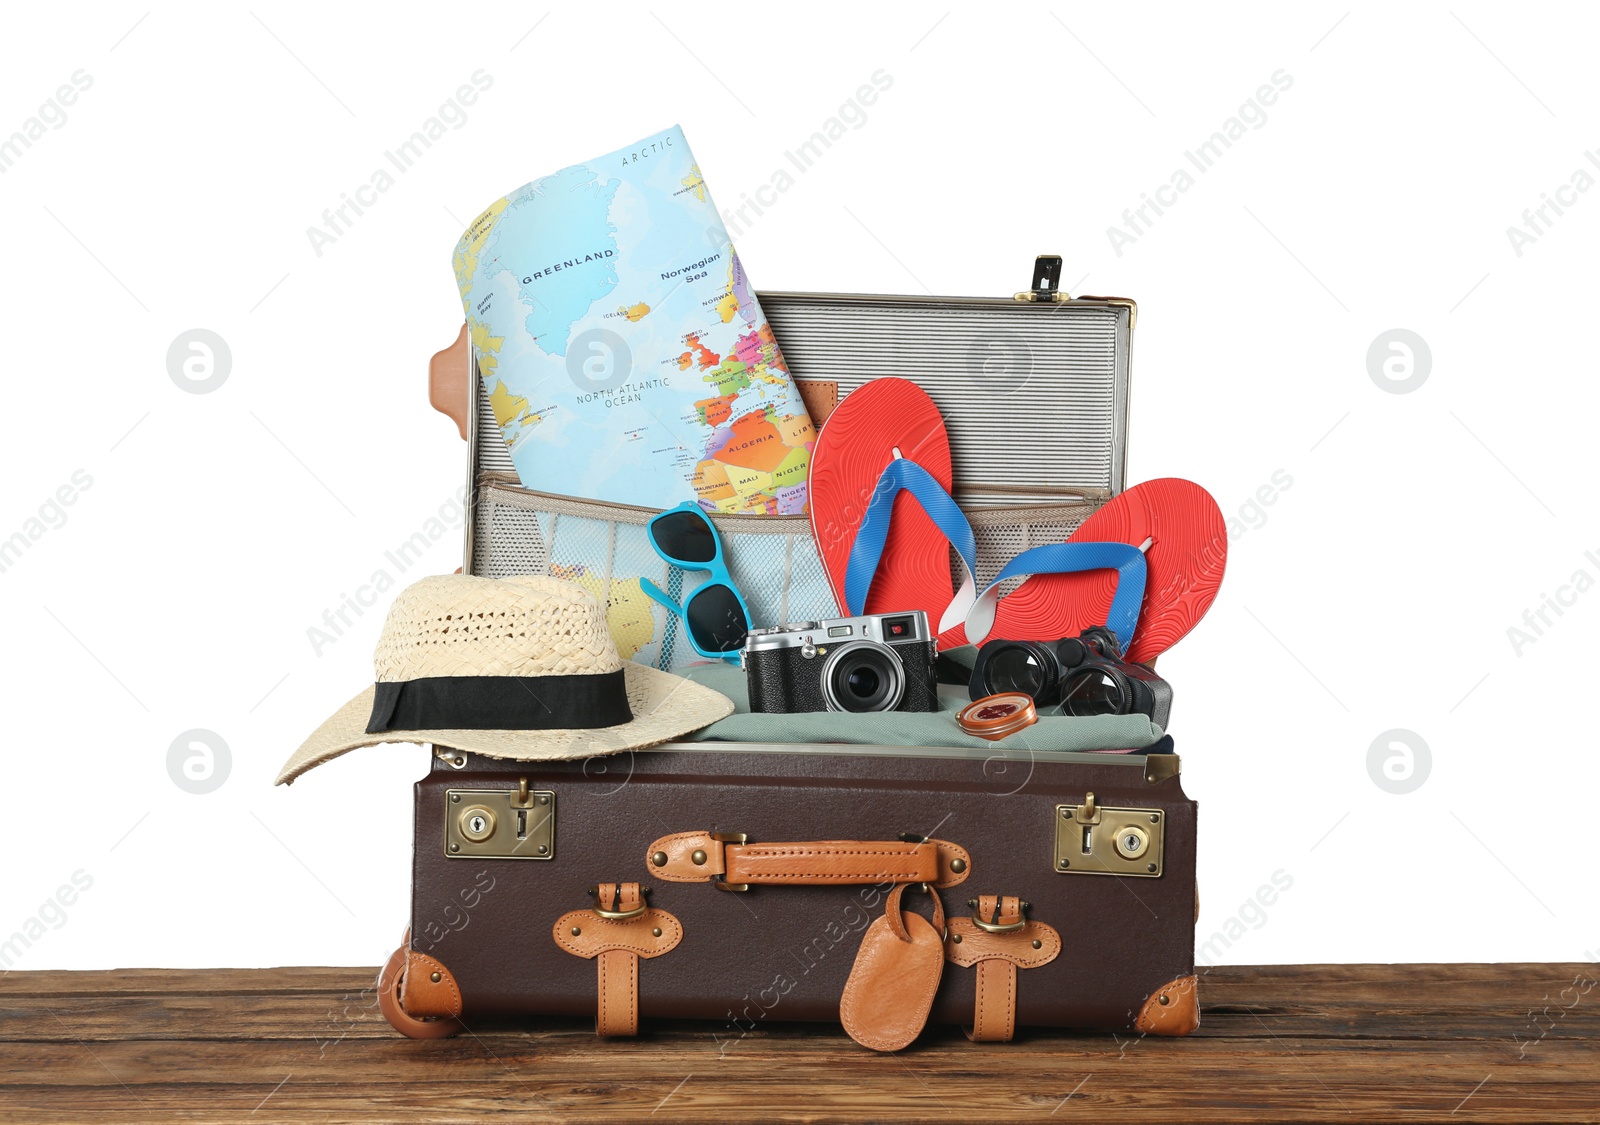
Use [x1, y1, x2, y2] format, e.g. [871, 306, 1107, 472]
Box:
[968, 897, 1030, 934]
[588, 886, 648, 920]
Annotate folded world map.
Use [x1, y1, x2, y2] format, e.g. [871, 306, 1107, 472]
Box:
[451, 125, 816, 514]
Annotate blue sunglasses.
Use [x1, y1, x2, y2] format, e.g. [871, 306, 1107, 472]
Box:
[640, 502, 752, 662]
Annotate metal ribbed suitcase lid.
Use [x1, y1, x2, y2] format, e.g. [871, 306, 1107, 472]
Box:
[469, 271, 1133, 507]
[762, 290, 1131, 501]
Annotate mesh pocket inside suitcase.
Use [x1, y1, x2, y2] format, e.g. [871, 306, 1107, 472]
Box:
[473, 480, 837, 671]
[472, 476, 1104, 670]
[965, 503, 1101, 598]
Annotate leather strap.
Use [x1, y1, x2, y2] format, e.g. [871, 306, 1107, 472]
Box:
[883, 880, 945, 942]
[598, 882, 639, 914]
[647, 832, 971, 888]
[971, 895, 1021, 1043]
[978, 895, 1022, 927]
[552, 882, 682, 1038]
[596, 948, 637, 1037]
[972, 959, 1017, 1042]
[944, 895, 1062, 1043]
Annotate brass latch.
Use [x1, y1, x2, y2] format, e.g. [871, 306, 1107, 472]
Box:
[445, 782, 555, 860]
[1014, 254, 1069, 303]
[1054, 793, 1164, 878]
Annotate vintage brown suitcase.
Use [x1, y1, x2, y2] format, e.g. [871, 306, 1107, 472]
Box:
[383, 262, 1200, 1045]
[383, 743, 1196, 1042]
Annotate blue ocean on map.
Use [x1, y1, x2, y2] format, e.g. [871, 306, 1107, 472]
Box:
[452, 126, 817, 517]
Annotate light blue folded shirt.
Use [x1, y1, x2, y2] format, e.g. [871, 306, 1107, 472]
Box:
[677, 662, 1165, 753]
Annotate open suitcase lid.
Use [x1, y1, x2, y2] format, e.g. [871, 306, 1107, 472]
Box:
[432, 257, 1136, 510]
[423, 255, 1157, 687]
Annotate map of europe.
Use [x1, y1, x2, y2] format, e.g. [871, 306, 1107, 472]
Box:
[451, 125, 817, 515]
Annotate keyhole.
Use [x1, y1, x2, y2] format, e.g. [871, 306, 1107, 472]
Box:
[458, 805, 496, 843]
[1112, 824, 1149, 859]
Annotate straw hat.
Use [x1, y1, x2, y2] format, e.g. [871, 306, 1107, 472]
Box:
[277, 574, 734, 784]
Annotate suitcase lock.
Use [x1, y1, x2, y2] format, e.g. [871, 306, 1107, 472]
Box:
[1054, 792, 1165, 878]
[444, 784, 556, 860]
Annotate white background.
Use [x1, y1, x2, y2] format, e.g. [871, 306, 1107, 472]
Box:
[2, 1, 1596, 972]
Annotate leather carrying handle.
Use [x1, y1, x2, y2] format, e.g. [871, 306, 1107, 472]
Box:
[646, 832, 971, 889]
[429, 323, 471, 440]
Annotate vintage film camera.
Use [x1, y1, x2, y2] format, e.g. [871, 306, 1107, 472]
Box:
[744, 610, 939, 714]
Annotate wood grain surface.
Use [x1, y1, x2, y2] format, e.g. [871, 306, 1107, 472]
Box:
[1, 964, 1596, 1123]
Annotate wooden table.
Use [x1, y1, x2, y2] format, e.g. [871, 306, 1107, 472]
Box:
[2, 964, 1596, 1122]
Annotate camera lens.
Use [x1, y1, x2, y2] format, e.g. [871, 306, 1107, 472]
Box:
[977, 641, 1057, 702]
[1060, 666, 1130, 717]
[822, 641, 905, 713]
[846, 666, 880, 697]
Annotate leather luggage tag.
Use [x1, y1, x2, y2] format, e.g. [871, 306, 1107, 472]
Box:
[839, 883, 946, 1052]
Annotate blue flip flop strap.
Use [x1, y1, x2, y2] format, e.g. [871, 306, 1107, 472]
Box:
[843, 457, 978, 619]
[974, 542, 1149, 649]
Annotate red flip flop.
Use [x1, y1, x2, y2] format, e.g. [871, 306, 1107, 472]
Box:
[984, 478, 1226, 663]
[809, 379, 962, 631]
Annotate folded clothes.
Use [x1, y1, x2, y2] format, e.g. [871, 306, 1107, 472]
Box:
[675, 662, 1166, 753]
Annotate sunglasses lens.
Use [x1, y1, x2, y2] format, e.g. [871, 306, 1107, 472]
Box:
[651, 510, 717, 564]
[684, 583, 748, 653]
